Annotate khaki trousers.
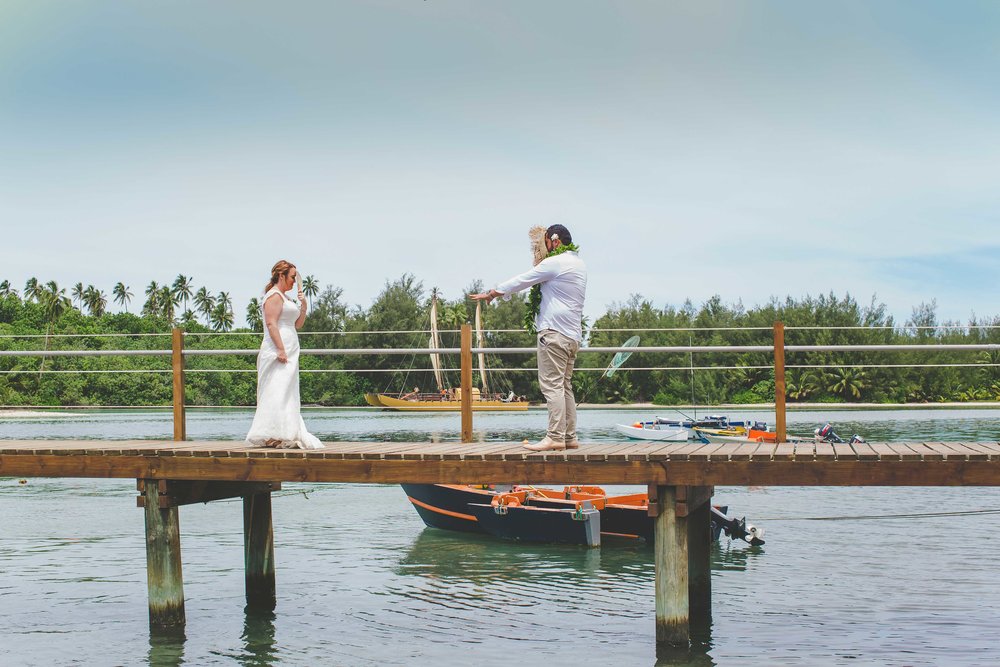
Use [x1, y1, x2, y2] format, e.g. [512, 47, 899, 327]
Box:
[537, 329, 580, 442]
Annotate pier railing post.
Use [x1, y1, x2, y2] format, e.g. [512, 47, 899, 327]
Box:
[654, 484, 689, 645]
[142, 480, 185, 628]
[172, 328, 186, 442]
[774, 321, 786, 443]
[244, 491, 276, 610]
[460, 323, 473, 443]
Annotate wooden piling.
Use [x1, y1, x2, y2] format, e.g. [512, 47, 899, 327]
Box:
[774, 321, 786, 444]
[654, 484, 689, 645]
[243, 491, 276, 609]
[687, 491, 713, 628]
[172, 328, 185, 442]
[460, 323, 473, 443]
[142, 478, 185, 628]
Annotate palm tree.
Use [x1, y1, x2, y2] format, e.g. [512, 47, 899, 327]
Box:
[83, 286, 107, 317]
[158, 286, 178, 322]
[302, 275, 319, 312]
[217, 291, 232, 312]
[40, 282, 71, 322]
[211, 302, 234, 332]
[24, 277, 41, 303]
[71, 282, 85, 309]
[827, 367, 868, 401]
[193, 287, 215, 326]
[787, 369, 822, 401]
[172, 275, 193, 313]
[0, 280, 17, 298]
[113, 282, 133, 312]
[246, 298, 263, 331]
[180, 309, 198, 328]
[143, 281, 161, 317]
[38, 282, 71, 375]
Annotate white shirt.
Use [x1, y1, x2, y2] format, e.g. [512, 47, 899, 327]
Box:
[495, 251, 587, 342]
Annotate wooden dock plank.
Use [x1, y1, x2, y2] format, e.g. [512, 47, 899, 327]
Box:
[705, 442, 747, 461]
[793, 442, 815, 460]
[655, 441, 710, 462]
[831, 443, 855, 460]
[773, 442, 795, 461]
[960, 442, 997, 461]
[850, 441, 879, 460]
[867, 442, 901, 461]
[681, 441, 724, 462]
[907, 443, 945, 461]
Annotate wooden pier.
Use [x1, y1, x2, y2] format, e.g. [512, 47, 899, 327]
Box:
[6, 324, 1000, 647]
[3, 438, 1000, 645]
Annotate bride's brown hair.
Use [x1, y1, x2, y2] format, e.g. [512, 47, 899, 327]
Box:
[265, 260, 296, 293]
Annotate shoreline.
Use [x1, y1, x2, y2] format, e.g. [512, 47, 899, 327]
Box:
[3, 401, 1000, 416]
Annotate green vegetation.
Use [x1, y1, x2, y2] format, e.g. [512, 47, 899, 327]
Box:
[2, 276, 999, 407]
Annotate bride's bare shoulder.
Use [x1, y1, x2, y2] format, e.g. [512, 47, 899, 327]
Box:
[263, 291, 285, 307]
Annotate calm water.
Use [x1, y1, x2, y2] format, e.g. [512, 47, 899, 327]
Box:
[2, 408, 1000, 666]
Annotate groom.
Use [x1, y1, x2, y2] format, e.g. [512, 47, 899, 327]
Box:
[470, 224, 587, 451]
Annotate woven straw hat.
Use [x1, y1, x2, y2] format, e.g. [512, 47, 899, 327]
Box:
[529, 226, 548, 266]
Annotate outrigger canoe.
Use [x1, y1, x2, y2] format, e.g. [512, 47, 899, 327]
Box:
[401, 483, 764, 548]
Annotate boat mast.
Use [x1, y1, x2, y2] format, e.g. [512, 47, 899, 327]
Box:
[429, 292, 445, 393]
[475, 301, 489, 395]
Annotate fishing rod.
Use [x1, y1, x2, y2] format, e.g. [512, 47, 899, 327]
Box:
[574, 335, 640, 406]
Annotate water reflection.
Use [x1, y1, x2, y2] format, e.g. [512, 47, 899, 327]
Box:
[147, 627, 186, 667]
[398, 528, 636, 581]
[655, 641, 717, 667]
[713, 541, 765, 571]
[238, 608, 277, 667]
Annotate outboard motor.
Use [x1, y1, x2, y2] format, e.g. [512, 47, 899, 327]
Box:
[849, 434, 867, 444]
[815, 423, 844, 443]
[710, 506, 766, 546]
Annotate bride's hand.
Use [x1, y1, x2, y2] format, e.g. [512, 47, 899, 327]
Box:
[297, 289, 307, 307]
[277, 350, 289, 364]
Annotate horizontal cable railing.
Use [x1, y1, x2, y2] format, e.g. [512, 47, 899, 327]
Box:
[6, 343, 1000, 358]
[6, 321, 1000, 442]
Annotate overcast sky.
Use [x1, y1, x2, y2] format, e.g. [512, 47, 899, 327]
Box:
[3, 1, 999, 326]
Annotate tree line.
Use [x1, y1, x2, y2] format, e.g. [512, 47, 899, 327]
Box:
[1, 275, 998, 407]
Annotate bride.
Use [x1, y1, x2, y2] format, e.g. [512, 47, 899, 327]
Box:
[245, 260, 323, 449]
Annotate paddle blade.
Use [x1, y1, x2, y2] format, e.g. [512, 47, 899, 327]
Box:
[604, 335, 640, 377]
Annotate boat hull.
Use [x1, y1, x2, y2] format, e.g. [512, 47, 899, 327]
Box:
[614, 423, 689, 441]
[401, 484, 763, 545]
[468, 503, 601, 547]
[367, 394, 529, 412]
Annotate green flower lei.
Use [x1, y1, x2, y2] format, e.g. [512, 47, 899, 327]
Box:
[524, 243, 580, 334]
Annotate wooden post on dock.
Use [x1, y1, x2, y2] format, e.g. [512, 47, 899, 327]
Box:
[172, 328, 186, 442]
[774, 321, 786, 443]
[460, 323, 473, 443]
[653, 484, 688, 645]
[243, 491, 276, 610]
[142, 479, 185, 628]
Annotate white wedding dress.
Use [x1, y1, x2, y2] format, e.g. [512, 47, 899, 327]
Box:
[245, 288, 324, 449]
